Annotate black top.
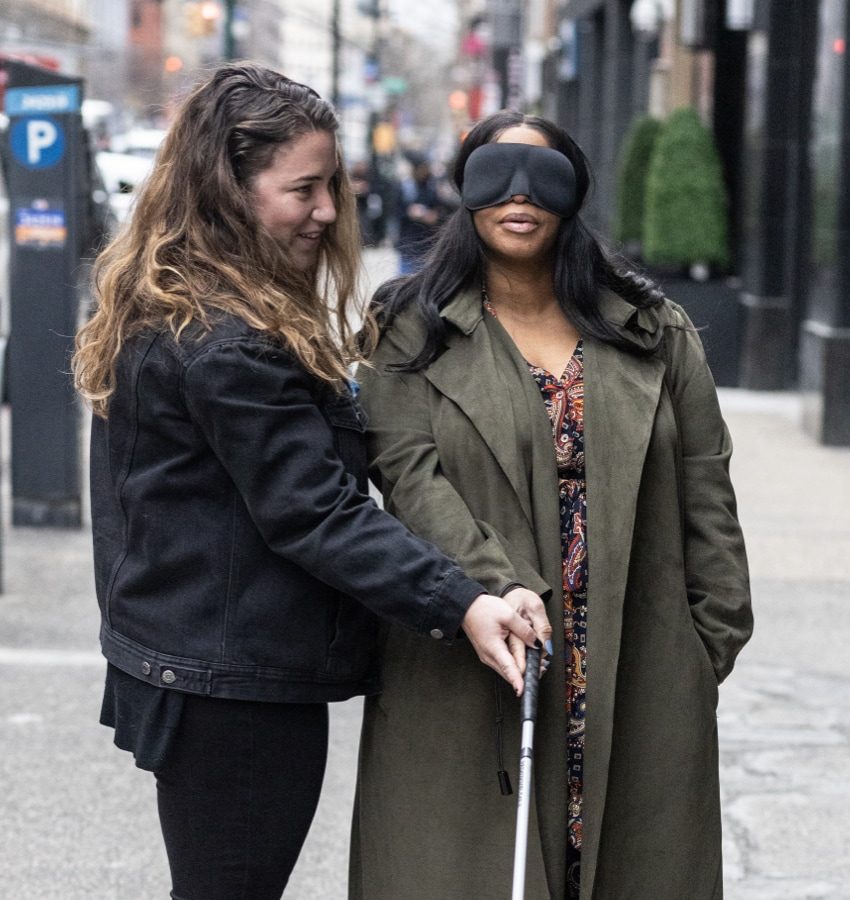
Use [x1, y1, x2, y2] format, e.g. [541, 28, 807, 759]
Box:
[100, 663, 184, 770]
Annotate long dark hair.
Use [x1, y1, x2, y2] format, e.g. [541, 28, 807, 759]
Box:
[374, 111, 663, 371]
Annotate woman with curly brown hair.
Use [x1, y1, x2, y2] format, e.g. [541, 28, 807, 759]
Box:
[74, 65, 549, 900]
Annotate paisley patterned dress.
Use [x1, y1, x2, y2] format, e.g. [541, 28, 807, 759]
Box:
[527, 344, 587, 898]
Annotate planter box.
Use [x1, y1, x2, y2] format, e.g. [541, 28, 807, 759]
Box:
[654, 276, 742, 388]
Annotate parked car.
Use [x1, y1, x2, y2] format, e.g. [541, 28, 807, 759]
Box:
[110, 127, 167, 159]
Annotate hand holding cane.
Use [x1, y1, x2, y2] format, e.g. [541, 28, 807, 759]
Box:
[511, 644, 542, 900]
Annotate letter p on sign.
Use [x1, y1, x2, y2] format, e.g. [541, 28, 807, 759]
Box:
[27, 120, 58, 164]
[10, 116, 66, 170]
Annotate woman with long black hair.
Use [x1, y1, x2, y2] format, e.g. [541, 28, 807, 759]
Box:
[352, 111, 752, 899]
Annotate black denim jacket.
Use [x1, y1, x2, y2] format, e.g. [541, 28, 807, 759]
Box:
[91, 314, 482, 703]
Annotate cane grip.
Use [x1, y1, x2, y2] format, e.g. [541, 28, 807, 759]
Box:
[521, 647, 541, 721]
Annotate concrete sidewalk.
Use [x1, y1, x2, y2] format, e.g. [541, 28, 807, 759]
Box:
[0, 386, 848, 899]
[714, 391, 850, 899]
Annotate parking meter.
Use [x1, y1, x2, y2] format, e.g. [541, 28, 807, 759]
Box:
[3, 60, 85, 526]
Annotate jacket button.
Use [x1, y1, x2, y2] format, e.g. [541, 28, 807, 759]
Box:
[161, 669, 176, 684]
[141, 661, 151, 675]
[430, 628, 444, 640]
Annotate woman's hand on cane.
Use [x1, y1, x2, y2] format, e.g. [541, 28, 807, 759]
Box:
[462, 593, 552, 696]
[502, 587, 553, 678]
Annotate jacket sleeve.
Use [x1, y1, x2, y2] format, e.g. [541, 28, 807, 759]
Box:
[359, 328, 551, 599]
[181, 337, 484, 640]
[666, 306, 753, 682]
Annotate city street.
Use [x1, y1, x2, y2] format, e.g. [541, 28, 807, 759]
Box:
[1, 250, 849, 898]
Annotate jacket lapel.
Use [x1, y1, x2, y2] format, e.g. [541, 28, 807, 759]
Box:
[580, 333, 666, 894]
[423, 289, 538, 527]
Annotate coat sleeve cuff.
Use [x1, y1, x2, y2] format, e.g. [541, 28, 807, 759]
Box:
[507, 560, 552, 602]
[421, 568, 485, 644]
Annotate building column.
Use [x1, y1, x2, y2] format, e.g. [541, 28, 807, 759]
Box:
[597, 0, 633, 226]
[576, 10, 605, 193]
[488, 0, 523, 108]
[738, 0, 815, 390]
[712, 1, 749, 271]
[800, 0, 850, 444]
[630, 30, 657, 117]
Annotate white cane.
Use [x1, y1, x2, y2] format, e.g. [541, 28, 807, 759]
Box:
[511, 645, 541, 900]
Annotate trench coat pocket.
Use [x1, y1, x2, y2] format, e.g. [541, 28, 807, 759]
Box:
[689, 623, 720, 708]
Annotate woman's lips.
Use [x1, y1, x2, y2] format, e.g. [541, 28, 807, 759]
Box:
[500, 214, 538, 233]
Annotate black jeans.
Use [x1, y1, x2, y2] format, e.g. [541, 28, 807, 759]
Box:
[154, 694, 329, 900]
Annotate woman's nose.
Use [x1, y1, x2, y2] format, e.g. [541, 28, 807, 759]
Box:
[509, 193, 529, 204]
[312, 189, 337, 224]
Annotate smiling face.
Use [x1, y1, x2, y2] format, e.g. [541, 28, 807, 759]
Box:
[471, 125, 562, 266]
[250, 129, 338, 271]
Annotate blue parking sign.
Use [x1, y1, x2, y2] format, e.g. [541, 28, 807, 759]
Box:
[10, 116, 66, 170]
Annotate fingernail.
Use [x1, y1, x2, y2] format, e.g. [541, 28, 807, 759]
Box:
[533, 639, 543, 650]
[544, 639, 553, 656]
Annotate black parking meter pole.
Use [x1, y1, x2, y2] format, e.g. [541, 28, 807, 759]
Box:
[4, 61, 85, 527]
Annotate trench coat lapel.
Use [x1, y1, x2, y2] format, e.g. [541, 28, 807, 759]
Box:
[431, 290, 570, 890]
[424, 289, 537, 527]
[580, 332, 666, 895]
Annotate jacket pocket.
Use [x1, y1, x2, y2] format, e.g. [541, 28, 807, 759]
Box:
[324, 394, 368, 489]
[327, 596, 379, 675]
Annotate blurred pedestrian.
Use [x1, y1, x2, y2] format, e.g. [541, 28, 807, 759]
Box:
[395, 154, 446, 274]
[352, 111, 753, 899]
[72, 67, 549, 900]
[350, 159, 381, 247]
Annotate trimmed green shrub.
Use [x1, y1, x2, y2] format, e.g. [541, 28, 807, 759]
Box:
[614, 115, 662, 248]
[643, 107, 729, 270]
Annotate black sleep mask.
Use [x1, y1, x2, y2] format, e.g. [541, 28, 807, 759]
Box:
[461, 143, 579, 219]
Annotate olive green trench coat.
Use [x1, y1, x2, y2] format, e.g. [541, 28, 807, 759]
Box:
[350, 287, 752, 900]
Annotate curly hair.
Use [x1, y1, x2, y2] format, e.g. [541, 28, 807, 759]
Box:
[74, 62, 374, 416]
